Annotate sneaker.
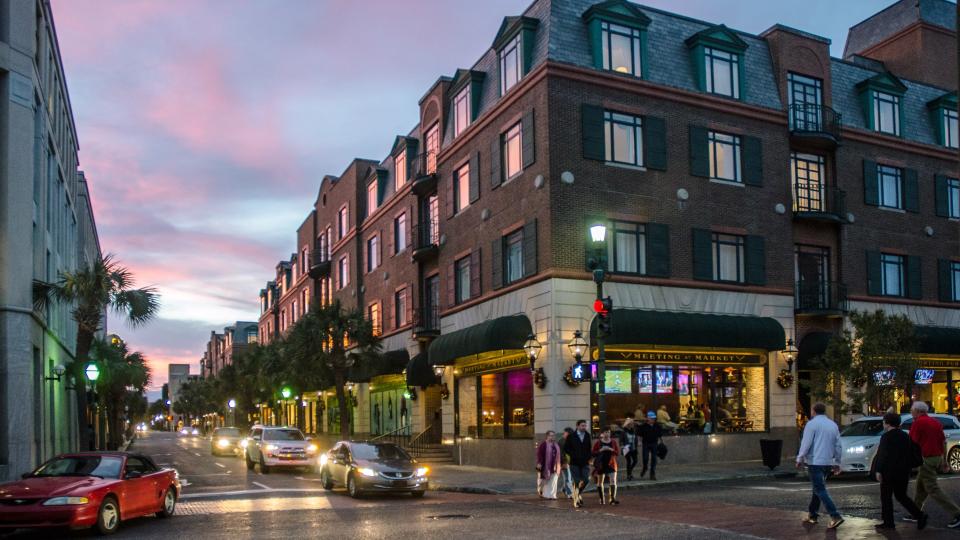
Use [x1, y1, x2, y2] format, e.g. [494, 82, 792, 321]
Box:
[918, 513, 928, 530]
[902, 516, 918, 523]
[947, 515, 960, 528]
[610, 498, 620, 505]
[827, 517, 844, 529]
[802, 515, 818, 524]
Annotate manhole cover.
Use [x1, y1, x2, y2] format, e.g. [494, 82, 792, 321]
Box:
[426, 514, 472, 520]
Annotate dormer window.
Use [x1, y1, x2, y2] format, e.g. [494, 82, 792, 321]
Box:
[450, 70, 484, 139]
[583, 1, 650, 78]
[944, 109, 958, 149]
[685, 25, 747, 101]
[453, 86, 470, 137]
[704, 47, 740, 99]
[601, 21, 642, 76]
[492, 16, 539, 96]
[856, 72, 906, 137]
[872, 91, 900, 136]
[928, 93, 958, 149]
[500, 34, 521, 94]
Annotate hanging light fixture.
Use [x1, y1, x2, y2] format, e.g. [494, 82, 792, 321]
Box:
[523, 334, 542, 372]
[784, 338, 798, 372]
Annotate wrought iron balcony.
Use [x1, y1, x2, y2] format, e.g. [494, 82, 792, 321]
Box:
[308, 250, 331, 279]
[793, 184, 846, 223]
[795, 280, 847, 315]
[413, 306, 440, 338]
[411, 151, 438, 196]
[788, 104, 841, 147]
[412, 220, 439, 261]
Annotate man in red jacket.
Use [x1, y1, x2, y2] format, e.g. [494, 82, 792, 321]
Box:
[909, 401, 960, 528]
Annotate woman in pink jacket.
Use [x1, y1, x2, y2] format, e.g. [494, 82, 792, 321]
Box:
[536, 430, 562, 499]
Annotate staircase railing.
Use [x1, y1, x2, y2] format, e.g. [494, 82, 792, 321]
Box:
[370, 424, 411, 447]
[408, 423, 442, 457]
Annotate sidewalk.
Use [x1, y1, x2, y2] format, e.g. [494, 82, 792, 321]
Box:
[428, 459, 794, 495]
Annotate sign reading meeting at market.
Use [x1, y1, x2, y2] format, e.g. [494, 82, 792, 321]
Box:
[597, 350, 764, 365]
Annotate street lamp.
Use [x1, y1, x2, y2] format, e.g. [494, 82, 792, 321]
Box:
[523, 334, 542, 372]
[227, 398, 237, 409]
[784, 338, 798, 372]
[84, 363, 100, 382]
[567, 330, 587, 381]
[589, 222, 607, 243]
[587, 221, 610, 431]
[280, 386, 292, 400]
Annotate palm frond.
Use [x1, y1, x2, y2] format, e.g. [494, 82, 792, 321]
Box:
[112, 287, 160, 327]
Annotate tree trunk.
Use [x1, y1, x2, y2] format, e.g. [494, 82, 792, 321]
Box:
[832, 379, 843, 424]
[334, 368, 351, 440]
[74, 331, 94, 451]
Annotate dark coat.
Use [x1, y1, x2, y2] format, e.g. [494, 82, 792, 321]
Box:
[564, 430, 593, 467]
[638, 422, 663, 446]
[873, 428, 916, 478]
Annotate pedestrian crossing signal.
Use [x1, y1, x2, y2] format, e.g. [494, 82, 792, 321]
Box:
[572, 362, 584, 382]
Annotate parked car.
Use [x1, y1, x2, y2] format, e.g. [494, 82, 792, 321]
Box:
[839, 413, 960, 476]
[318, 441, 428, 498]
[210, 427, 243, 456]
[0, 452, 180, 535]
[243, 426, 317, 473]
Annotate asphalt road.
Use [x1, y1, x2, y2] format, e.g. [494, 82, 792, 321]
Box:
[8, 431, 960, 538]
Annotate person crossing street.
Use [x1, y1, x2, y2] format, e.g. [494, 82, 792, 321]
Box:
[563, 420, 592, 508]
[907, 401, 960, 528]
[796, 402, 844, 530]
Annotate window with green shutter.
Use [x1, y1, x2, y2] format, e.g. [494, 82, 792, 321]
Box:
[582, 104, 606, 161]
[939, 259, 960, 302]
[642, 116, 667, 171]
[927, 92, 958, 149]
[582, 1, 650, 78]
[492, 16, 539, 95]
[856, 72, 906, 137]
[691, 228, 713, 281]
[684, 25, 748, 101]
[906, 255, 922, 300]
[935, 176, 960, 219]
[688, 126, 709, 177]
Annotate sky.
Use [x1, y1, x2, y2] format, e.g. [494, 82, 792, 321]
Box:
[50, 0, 917, 397]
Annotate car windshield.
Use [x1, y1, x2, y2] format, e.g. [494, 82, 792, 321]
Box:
[841, 420, 883, 437]
[215, 428, 241, 437]
[33, 456, 123, 479]
[351, 443, 411, 461]
[263, 429, 304, 441]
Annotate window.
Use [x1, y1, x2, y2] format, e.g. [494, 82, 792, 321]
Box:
[300, 247, 307, 275]
[395, 152, 407, 189]
[872, 91, 901, 136]
[338, 206, 348, 240]
[473, 369, 533, 439]
[500, 34, 521, 94]
[394, 213, 407, 253]
[610, 221, 646, 274]
[366, 182, 377, 217]
[708, 131, 741, 182]
[951, 262, 960, 302]
[366, 235, 379, 272]
[704, 47, 739, 99]
[948, 178, 960, 219]
[503, 123, 522, 180]
[787, 73, 823, 131]
[367, 303, 380, 336]
[454, 163, 470, 213]
[337, 255, 349, 289]
[601, 21, 642, 76]
[791, 153, 825, 212]
[425, 124, 439, 174]
[877, 165, 903, 209]
[455, 256, 471, 304]
[454, 86, 470, 137]
[395, 288, 408, 327]
[712, 233, 744, 283]
[291, 301, 298, 323]
[944, 109, 959, 149]
[603, 111, 643, 166]
[505, 230, 523, 284]
[881, 253, 905, 297]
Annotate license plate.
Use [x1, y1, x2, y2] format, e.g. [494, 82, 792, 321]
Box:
[392, 480, 407, 487]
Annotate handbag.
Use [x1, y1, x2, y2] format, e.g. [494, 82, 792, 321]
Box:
[656, 440, 668, 460]
[909, 441, 924, 469]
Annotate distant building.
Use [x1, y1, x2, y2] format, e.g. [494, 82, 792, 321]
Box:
[201, 322, 258, 377]
[168, 364, 191, 426]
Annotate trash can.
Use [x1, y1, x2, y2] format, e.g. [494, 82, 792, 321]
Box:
[760, 439, 783, 470]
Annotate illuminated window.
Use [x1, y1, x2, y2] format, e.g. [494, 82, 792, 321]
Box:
[502, 123, 522, 180]
[454, 86, 470, 137]
[500, 34, 521, 94]
[395, 151, 407, 188]
[712, 233, 744, 283]
[601, 21, 641, 76]
[367, 303, 380, 336]
[366, 182, 377, 217]
[708, 131, 741, 182]
[603, 111, 643, 166]
[454, 163, 470, 213]
[704, 47, 740, 98]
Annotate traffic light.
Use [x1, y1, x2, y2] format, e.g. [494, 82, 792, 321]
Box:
[594, 296, 612, 337]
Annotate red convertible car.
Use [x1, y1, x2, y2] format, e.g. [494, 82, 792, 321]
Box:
[0, 452, 180, 535]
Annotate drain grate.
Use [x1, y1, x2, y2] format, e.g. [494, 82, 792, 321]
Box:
[426, 514, 472, 520]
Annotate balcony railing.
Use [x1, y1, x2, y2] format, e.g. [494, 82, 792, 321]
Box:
[308, 250, 331, 278]
[412, 220, 439, 261]
[793, 184, 846, 222]
[788, 104, 841, 142]
[411, 151, 438, 196]
[413, 306, 440, 337]
[795, 280, 847, 314]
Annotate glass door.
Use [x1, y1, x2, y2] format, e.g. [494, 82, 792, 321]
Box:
[795, 245, 830, 309]
[788, 72, 823, 131]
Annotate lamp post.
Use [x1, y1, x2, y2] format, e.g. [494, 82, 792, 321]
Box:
[588, 222, 609, 430]
[227, 398, 236, 427]
[85, 362, 100, 449]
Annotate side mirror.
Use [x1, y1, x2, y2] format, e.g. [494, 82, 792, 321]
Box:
[125, 470, 143, 480]
[21, 473, 31, 479]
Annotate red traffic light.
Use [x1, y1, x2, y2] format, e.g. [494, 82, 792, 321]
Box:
[593, 297, 612, 315]
[593, 299, 605, 314]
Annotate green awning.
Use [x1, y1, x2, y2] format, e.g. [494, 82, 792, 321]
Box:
[589, 309, 785, 351]
[797, 332, 833, 369]
[348, 349, 409, 382]
[427, 314, 533, 366]
[916, 326, 960, 356]
[405, 353, 436, 388]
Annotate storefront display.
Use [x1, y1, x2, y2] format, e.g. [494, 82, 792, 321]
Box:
[369, 375, 409, 436]
[454, 354, 534, 439]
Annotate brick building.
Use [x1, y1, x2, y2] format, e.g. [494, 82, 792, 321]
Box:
[200, 321, 258, 378]
[253, 0, 959, 470]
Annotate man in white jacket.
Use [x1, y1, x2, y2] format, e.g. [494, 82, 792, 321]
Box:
[796, 402, 844, 529]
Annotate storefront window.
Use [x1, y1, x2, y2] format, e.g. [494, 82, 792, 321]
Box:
[458, 377, 478, 437]
[459, 368, 535, 439]
[506, 370, 534, 438]
[480, 373, 504, 438]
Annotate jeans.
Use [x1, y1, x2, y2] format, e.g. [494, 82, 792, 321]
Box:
[642, 444, 658, 475]
[807, 465, 840, 519]
[880, 472, 922, 525]
[915, 456, 960, 515]
[561, 467, 573, 496]
[570, 464, 591, 486]
[625, 450, 638, 477]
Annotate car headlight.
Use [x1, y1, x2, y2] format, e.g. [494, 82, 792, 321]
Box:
[191, 429, 199, 435]
[306, 444, 318, 454]
[43, 497, 89, 506]
[319, 454, 328, 467]
[358, 467, 377, 477]
[240, 439, 249, 448]
[265, 444, 278, 451]
[416, 467, 429, 477]
[217, 439, 230, 448]
[846, 445, 865, 454]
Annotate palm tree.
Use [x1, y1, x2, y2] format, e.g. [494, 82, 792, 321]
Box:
[90, 338, 150, 450]
[33, 254, 160, 450]
[286, 301, 380, 440]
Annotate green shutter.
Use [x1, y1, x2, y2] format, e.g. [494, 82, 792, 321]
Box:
[866, 251, 882, 296]
[521, 27, 537, 75]
[469, 151, 480, 203]
[861, 90, 874, 130]
[690, 45, 706, 92]
[939, 259, 955, 302]
[642, 116, 667, 171]
[689, 126, 709, 177]
[935, 175, 950, 217]
[522, 109, 535, 168]
[742, 135, 763, 186]
[744, 235, 766, 285]
[692, 229, 713, 280]
[863, 160, 879, 206]
[645, 223, 670, 277]
[907, 255, 922, 300]
[587, 18, 603, 70]
[491, 238, 503, 290]
[522, 219, 537, 278]
[582, 104, 605, 161]
[490, 135, 502, 189]
[903, 168, 919, 212]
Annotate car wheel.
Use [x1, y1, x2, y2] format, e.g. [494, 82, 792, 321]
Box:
[949, 446, 960, 473]
[245, 453, 254, 470]
[411, 491, 425, 498]
[347, 474, 361, 498]
[95, 496, 120, 535]
[320, 468, 334, 490]
[156, 487, 176, 518]
[260, 455, 270, 474]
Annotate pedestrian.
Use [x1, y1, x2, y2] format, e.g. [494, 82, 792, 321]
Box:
[907, 400, 960, 528]
[620, 414, 639, 480]
[559, 428, 574, 498]
[592, 427, 620, 505]
[638, 411, 662, 480]
[536, 430, 562, 500]
[563, 419, 592, 508]
[796, 402, 844, 529]
[873, 412, 926, 530]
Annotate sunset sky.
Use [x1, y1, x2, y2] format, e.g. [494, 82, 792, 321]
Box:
[50, 0, 899, 397]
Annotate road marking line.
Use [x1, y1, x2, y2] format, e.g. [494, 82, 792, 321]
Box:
[252, 481, 271, 490]
[181, 487, 331, 500]
[215, 463, 226, 468]
[194, 452, 202, 457]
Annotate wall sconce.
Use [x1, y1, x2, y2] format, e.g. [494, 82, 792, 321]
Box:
[523, 334, 542, 372]
[440, 383, 450, 400]
[44, 364, 66, 382]
[433, 365, 445, 378]
[784, 338, 798, 372]
[404, 387, 418, 401]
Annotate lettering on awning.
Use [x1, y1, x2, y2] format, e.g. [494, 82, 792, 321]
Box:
[600, 350, 763, 364]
